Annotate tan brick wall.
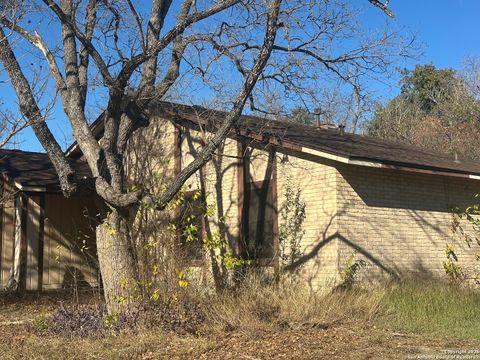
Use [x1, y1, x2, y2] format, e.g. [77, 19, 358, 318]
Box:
[130, 116, 480, 288]
[276, 154, 340, 290]
[335, 164, 480, 283]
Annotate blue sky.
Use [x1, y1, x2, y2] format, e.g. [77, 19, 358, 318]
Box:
[377, 0, 480, 69]
[3, 0, 480, 152]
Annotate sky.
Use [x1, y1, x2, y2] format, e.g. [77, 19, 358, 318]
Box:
[373, 0, 480, 70]
[3, 0, 480, 152]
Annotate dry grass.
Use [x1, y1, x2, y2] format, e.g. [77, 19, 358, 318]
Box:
[2, 278, 480, 359]
[202, 275, 386, 333]
[202, 276, 480, 341]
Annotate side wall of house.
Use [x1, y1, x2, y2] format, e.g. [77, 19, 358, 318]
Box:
[132, 117, 342, 289]
[335, 164, 480, 282]
[179, 126, 342, 288]
[1, 179, 98, 291]
[271, 152, 340, 289]
[127, 117, 240, 286]
[42, 194, 98, 290]
[0, 180, 16, 288]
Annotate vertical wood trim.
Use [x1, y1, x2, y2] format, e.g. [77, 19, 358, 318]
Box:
[174, 124, 182, 176]
[174, 124, 182, 237]
[198, 136, 208, 276]
[0, 181, 4, 285]
[237, 142, 250, 257]
[270, 148, 279, 269]
[38, 194, 45, 291]
[236, 142, 244, 256]
[12, 193, 17, 280]
[18, 193, 28, 292]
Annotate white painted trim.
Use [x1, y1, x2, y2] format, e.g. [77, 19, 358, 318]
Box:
[300, 147, 350, 164]
[300, 145, 480, 181]
[301, 146, 383, 168]
[13, 181, 46, 193]
[348, 159, 383, 168]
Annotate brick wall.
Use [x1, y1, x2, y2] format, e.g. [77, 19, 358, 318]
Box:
[275, 153, 340, 290]
[335, 164, 480, 283]
[132, 116, 480, 289]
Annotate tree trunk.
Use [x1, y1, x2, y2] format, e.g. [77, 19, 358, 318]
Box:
[96, 209, 140, 314]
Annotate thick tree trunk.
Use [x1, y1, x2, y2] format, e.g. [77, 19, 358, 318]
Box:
[96, 209, 140, 314]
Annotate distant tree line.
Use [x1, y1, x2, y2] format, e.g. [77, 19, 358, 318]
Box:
[364, 63, 480, 160]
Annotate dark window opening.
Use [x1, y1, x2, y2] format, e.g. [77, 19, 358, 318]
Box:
[244, 180, 276, 260]
[177, 191, 204, 263]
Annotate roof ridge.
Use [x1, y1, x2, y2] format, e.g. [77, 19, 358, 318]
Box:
[0, 148, 48, 155]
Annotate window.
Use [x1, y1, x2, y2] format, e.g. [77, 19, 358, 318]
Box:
[244, 180, 276, 260]
[177, 191, 204, 263]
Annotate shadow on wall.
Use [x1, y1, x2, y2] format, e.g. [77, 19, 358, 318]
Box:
[282, 209, 444, 288]
[338, 165, 479, 212]
[284, 219, 398, 279]
[42, 195, 99, 288]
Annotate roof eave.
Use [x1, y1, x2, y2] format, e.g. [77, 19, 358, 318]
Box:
[300, 146, 480, 180]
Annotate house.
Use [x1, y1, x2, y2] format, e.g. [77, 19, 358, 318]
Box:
[1, 102, 480, 291]
[0, 150, 98, 291]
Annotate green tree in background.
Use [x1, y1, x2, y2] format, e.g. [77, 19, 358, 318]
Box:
[365, 64, 480, 160]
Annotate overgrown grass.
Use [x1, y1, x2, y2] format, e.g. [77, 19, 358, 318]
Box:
[382, 280, 480, 340]
[202, 276, 480, 340]
[202, 275, 386, 333]
[4, 277, 480, 343]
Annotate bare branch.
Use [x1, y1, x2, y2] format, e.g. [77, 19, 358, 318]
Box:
[118, 0, 240, 85]
[154, 0, 282, 209]
[138, 0, 175, 89]
[42, 0, 115, 85]
[0, 16, 66, 92]
[0, 26, 76, 195]
[78, 0, 97, 109]
[368, 0, 394, 18]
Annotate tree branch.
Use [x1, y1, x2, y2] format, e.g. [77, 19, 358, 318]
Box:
[0, 16, 66, 93]
[0, 26, 76, 196]
[42, 0, 115, 85]
[367, 0, 394, 18]
[153, 0, 282, 209]
[78, 0, 97, 109]
[118, 0, 239, 86]
[138, 0, 175, 90]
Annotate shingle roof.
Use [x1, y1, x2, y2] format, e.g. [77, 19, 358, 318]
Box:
[0, 149, 90, 191]
[8, 101, 480, 191]
[155, 102, 480, 177]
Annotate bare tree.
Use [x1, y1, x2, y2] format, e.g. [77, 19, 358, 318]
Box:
[0, 0, 398, 313]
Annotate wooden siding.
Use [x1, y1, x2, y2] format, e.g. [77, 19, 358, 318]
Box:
[42, 194, 98, 290]
[0, 180, 15, 288]
[26, 195, 40, 290]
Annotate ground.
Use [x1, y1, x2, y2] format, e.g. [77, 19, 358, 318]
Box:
[1, 292, 479, 360]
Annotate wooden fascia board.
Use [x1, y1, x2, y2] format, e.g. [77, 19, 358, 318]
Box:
[13, 181, 47, 193]
[300, 146, 479, 180]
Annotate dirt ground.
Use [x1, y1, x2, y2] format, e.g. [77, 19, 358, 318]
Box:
[1, 293, 479, 360]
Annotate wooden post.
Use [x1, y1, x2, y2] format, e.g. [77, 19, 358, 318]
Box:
[18, 193, 28, 293]
[270, 147, 279, 269]
[0, 181, 4, 286]
[37, 193, 45, 291]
